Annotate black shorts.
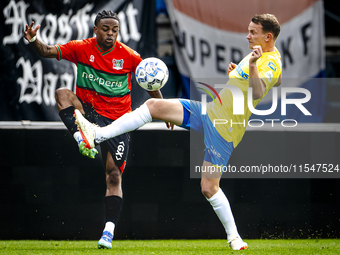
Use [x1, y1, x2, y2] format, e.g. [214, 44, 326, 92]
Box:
[81, 102, 130, 172]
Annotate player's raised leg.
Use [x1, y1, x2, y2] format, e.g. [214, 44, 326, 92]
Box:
[201, 160, 248, 250]
[55, 88, 98, 158]
[145, 98, 184, 125]
[75, 98, 184, 148]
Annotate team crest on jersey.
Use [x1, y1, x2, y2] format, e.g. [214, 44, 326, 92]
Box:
[265, 70, 273, 82]
[112, 59, 124, 70]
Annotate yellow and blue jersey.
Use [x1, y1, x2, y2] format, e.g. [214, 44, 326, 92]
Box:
[207, 47, 282, 148]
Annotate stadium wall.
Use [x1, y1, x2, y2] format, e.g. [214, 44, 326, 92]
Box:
[0, 123, 339, 240]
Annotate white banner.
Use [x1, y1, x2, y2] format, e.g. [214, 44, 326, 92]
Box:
[167, 0, 324, 80]
[166, 0, 326, 121]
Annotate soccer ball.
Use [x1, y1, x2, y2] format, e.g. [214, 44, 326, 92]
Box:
[135, 57, 169, 91]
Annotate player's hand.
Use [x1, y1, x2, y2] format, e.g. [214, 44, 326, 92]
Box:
[23, 21, 40, 42]
[227, 62, 237, 75]
[249, 45, 263, 64]
[79, 142, 98, 159]
[165, 122, 174, 130]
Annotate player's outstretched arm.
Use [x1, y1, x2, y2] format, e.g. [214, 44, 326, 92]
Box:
[23, 21, 58, 58]
[147, 89, 162, 99]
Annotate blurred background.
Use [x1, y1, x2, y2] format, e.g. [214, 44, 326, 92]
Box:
[0, 0, 339, 240]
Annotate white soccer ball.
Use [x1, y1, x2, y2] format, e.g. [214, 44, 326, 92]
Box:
[135, 57, 169, 91]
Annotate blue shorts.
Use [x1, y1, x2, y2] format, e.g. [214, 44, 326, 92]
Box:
[179, 99, 234, 167]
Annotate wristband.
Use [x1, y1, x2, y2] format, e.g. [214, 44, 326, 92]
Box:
[30, 36, 37, 43]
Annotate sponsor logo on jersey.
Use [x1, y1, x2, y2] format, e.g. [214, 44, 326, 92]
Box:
[112, 59, 124, 70]
[235, 60, 249, 80]
[268, 61, 277, 71]
[90, 55, 95, 62]
[78, 63, 130, 96]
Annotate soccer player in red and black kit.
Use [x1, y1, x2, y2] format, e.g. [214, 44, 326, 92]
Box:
[23, 10, 167, 249]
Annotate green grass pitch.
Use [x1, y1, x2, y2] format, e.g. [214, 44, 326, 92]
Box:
[0, 239, 339, 254]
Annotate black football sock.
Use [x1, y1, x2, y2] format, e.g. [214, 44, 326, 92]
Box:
[105, 195, 123, 224]
[59, 106, 78, 135]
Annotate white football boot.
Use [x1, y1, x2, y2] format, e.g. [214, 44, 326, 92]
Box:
[229, 236, 248, 250]
[74, 109, 97, 149]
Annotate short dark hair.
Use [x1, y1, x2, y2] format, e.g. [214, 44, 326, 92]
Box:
[94, 10, 120, 26]
[252, 14, 281, 40]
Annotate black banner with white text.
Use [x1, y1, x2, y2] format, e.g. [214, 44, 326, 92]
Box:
[0, 0, 156, 120]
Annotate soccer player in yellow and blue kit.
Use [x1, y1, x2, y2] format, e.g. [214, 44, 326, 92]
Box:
[75, 14, 282, 251]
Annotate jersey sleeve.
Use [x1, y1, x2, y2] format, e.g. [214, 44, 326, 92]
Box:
[258, 57, 282, 89]
[55, 40, 81, 64]
[130, 50, 143, 74]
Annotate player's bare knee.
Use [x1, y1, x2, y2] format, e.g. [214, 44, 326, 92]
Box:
[201, 181, 219, 199]
[106, 167, 122, 187]
[144, 98, 156, 116]
[145, 98, 157, 110]
[55, 87, 71, 103]
[145, 98, 166, 118]
[201, 187, 214, 199]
